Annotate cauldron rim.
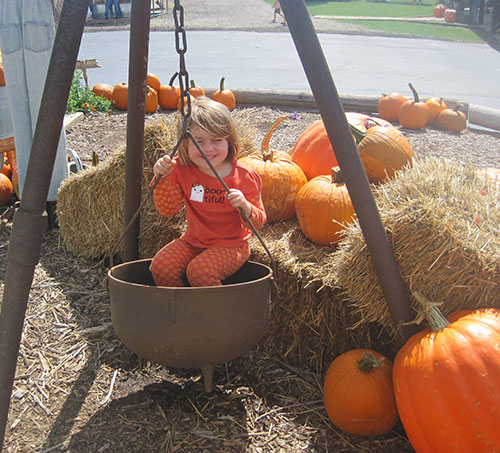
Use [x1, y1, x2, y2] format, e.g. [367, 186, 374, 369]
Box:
[107, 258, 273, 290]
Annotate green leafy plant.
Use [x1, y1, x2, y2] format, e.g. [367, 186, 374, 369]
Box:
[66, 70, 112, 114]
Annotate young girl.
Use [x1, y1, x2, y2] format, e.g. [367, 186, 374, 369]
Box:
[150, 96, 267, 287]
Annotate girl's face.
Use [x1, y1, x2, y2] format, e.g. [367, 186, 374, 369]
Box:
[187, 126, 230, 174]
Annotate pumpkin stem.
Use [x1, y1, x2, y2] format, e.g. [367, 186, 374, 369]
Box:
[261, 117, 287, 161]
[357, 352, 382, 373]
[219, 77, 226, 91]
[92, 150, 99, 166]
[413, 291, 450, 332]
[169, 72, 178, 86]
[408, 82, 420, 103]
[190, 79, 196, 88]
[331, 166, 344, 184]
[348, 123, 365, 144]
[454, 104, 464, 113]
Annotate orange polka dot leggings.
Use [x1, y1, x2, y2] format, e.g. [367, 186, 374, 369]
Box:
[150, 238, 251, 287]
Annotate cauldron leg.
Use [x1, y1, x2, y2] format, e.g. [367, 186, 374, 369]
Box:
[201, 365, 214, 393]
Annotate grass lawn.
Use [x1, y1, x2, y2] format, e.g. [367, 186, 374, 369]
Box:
[266, 0, 436, 18]
[338, 19, 488, 42]
[265, 0, 491, 43]
[303, 0, 435, 18]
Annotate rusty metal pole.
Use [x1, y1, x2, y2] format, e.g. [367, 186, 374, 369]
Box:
[280, 0, 420, 341]
[123, 0, 151, 262]
[0, 1, 88, 449]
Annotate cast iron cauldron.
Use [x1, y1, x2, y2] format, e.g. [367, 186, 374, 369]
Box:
[107, 259, 273, 391]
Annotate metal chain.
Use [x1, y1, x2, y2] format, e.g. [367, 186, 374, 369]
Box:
[173, 0, 191, 132]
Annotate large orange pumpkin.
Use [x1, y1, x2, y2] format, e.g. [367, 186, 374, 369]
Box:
[352, 125, 414, 184]
[399, 83, 428, 130]
[92, 83, 113, 100]
[212, 76, 236, 111]
[290, 120, 339, 180]
[239, 117, 307, 222]
[393, 296, 500, 453]
[324, 349, 398, 436]
[112, 82, 128, 110]
[158, 72, 181, 110]
[0, 172, 13, 205]
[377, 92, 407, 123]
[295, 167, 356, 245]
[290, 113, 392, 180]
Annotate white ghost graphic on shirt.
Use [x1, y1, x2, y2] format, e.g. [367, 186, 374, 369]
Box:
[190, 183, 204, 202]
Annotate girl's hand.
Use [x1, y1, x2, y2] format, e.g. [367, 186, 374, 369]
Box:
[153, 155, 176, 177]
[227, 189, 252, 217]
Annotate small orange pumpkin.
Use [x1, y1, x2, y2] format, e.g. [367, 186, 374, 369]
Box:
[377, 92, 407, 123]
[145, 86, 158, 114]
[212, 76, 236, 111]
[433, 4, 445, 17]
[425, 97, 447, 125]
[92, 83, 114, 100]
[399, 83, 429, 130]
[1, 153, 11, 179]
[188, 79, 205, 98]
[0, 60, 5, 86]
[436, 106, 467, 132]
[295, 167, 356, 245]
[6, 149, 18, 197]
[112, 82, 128, 110]
[444, 8, 456, 23]
[239, 117, 307, 222]
[177, 93, 196, 114]
[0, 172, 13, 205]
[323, 349, 398, 436]
[158, 72, 181, 110]
[146, 73, 161, 93]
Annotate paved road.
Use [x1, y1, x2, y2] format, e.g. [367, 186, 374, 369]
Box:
[78, 29, 500, 110]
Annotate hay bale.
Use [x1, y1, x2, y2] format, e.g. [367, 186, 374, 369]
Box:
[58, 111, 259, 259]
[249, 222, 398, 374]
[332, 157, 500, 333]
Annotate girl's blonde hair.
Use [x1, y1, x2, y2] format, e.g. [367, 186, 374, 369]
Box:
[177, 96, 239, 166]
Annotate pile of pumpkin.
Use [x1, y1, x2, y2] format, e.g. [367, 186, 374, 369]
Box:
[92, 72, 236, 113]
[378, 82, 467, 132]
[433, 3, 457, 23]
[0, 150, 16, 206]
[241, 112, 415, 246]
[322, 303, 500, 450]
[243, 110, 499, 450]
[0, 52, 15, 206]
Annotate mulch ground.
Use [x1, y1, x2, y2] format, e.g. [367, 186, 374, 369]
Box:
[1, 104, 500, 452]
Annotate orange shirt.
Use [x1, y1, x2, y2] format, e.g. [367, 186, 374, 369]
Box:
[153, 158, 266, 248]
